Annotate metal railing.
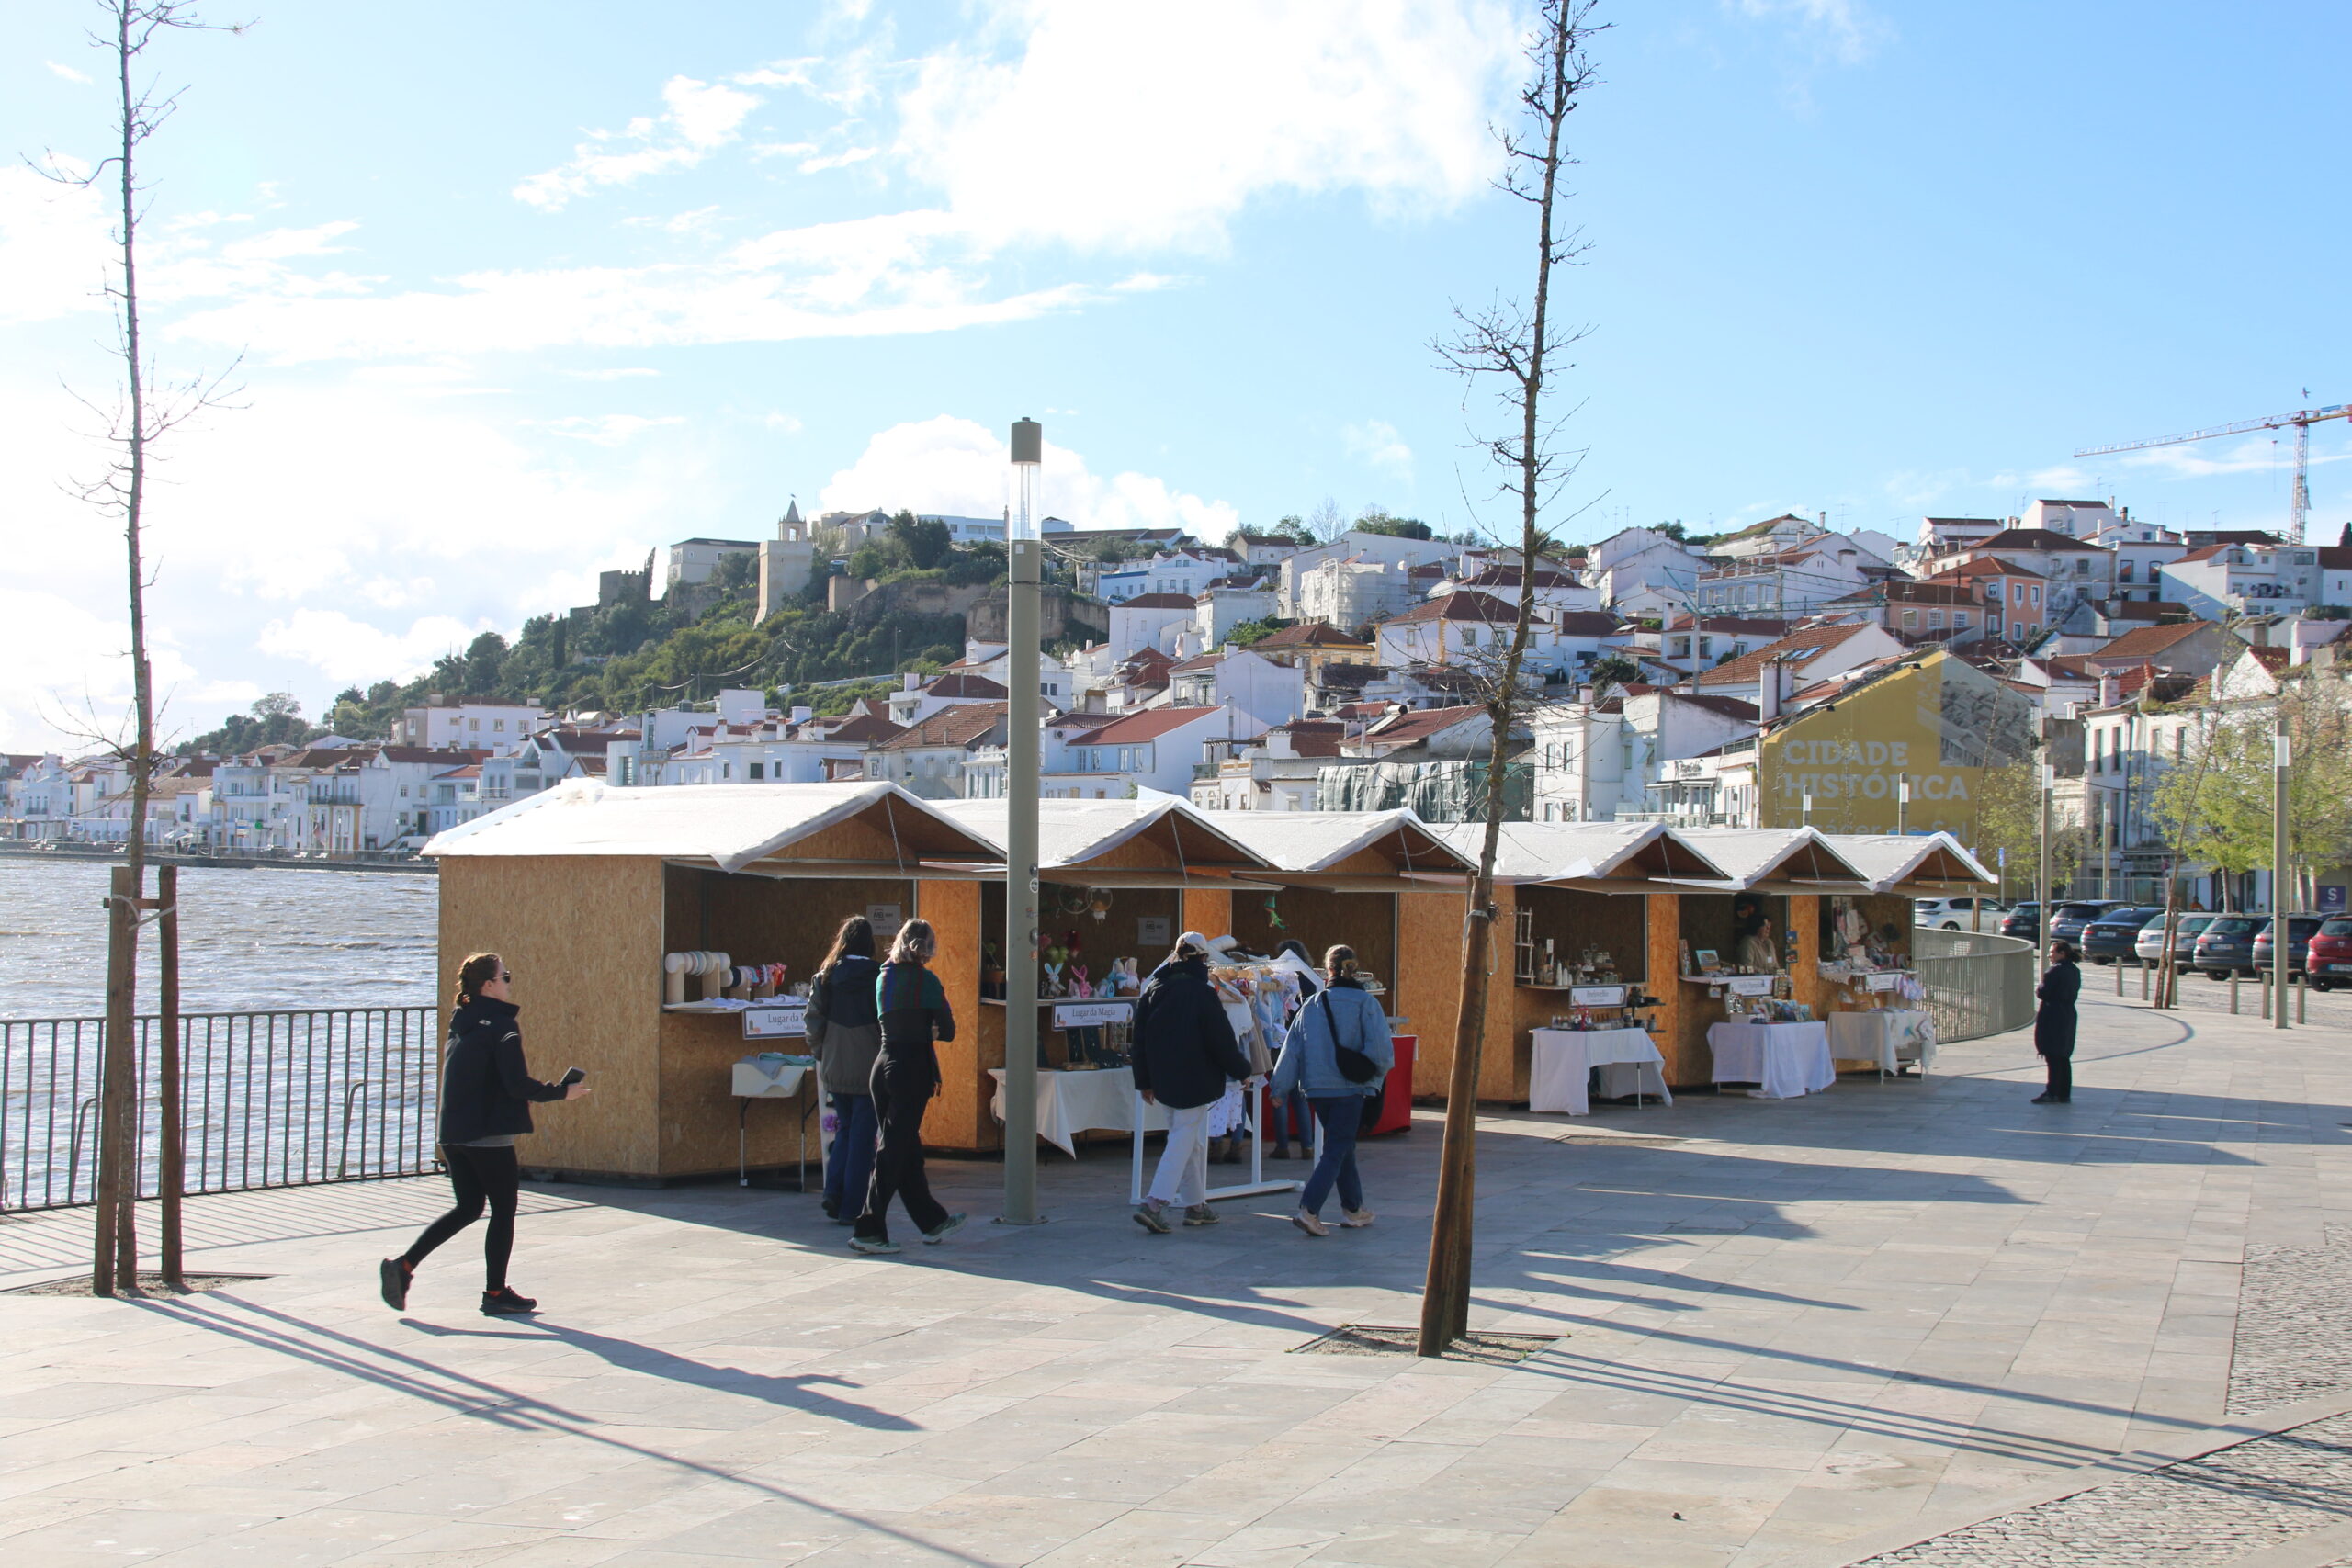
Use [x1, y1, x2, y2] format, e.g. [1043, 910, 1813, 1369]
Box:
[1911, 927, 2038, 1043]
[1, 1007, 439, 1213]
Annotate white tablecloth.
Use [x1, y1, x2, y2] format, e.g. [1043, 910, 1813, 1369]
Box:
[989, 1066, 1168, 1157]
[1529, 1029, 1674, 1115]
[1826, 1009, 1938, 1073]
[1705, 1021, 1835, 1100]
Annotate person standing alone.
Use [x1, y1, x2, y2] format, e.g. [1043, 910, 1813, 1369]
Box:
[850, 920, 967, 1255]
[381, 953, 588, 1314]
[1272, 945, 1392, 1236]
[1131, 932, 1253, 1234]
[2032, 939, 2081, 1104]
[806, 916, 881, 1225]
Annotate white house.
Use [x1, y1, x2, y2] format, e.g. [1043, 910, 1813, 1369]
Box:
[1106, 593, 1203, 662]
[2162, 541, 2327, 619]
[887, 671, 1012, 728]
[1296, 556, 1414, 632]
[664, 537, 760, 590]
[1276, 529, 1458, 617]
[1430, 564, 1601, 614]
[390, 698, 548, 750]
[1589, 525, 1709, 616]
[1164, 648, 1306, 731]
[1039, 705, 1248, 798]
[864, 702, 1010, 800]
[1691, 623, 1905, 711]
[1374, 591, 1521, 667]
[1095, 548, 1239, 604]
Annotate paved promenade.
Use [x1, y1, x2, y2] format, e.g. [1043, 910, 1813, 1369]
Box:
[4, 985, 2350, 1566]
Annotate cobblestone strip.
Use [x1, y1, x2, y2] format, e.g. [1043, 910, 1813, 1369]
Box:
[2232, 1227, 2352, 1415]
[1856, 1413, 2352, 1566]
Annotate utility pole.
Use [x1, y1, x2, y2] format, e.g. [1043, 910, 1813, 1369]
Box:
[157, 864, 185, 1288]
[2273, 716, 2290, 1031]
[1896, 775, 1909, 836]
[2037, 761, 2053, 972]
[1001, 420, 1045, 1223]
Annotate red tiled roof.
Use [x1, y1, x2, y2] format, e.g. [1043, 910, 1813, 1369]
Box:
[816, 713, 904, 745]
[1114, 592, 1199, 609]
[1084, 705, 1227, 743]
[873, 702, 1008, 751]
[1550, 612, 1623, 637]
[1362, 705, 1485, 747]
[1668, 693, 1761, 722]
[1695, 624, 1872, 687]
[1383, 591, 1517, 626]
[1256, 622, 1371, 649]
[1970, 528, 2104, 553]
[2248, 646, 2290, 671]
[2313, 545, 2352, 570]
[1932, 558, 2048, 581]
[922, 672, 1009, 699]
[2092, 621, 2223, 662]
[1168, 653, 1221, 673]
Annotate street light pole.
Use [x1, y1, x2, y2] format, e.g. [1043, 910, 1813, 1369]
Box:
[2037, 761, 2053, 973]
[1896, 775, 1909, 835]
[2274, 716, 2290, 1032]
[1001, 419, 1046, 1223]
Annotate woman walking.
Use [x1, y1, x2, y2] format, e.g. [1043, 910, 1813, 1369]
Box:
[807, 916, 882, 1225]
[1267, 939, 1320, 1160]
[1131, 932, 1253, 1234]
[2032, 938, 2081, 1105]
[1272, 945, 1393, 1237]
[381, 953, 588, 1314]
[850, 920, 966, 1255]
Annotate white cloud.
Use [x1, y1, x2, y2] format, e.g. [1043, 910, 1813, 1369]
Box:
[46, 60, 94, 84]
[818, 414, 1239, 537]
[0, 164, 112, 325]
[896, 0, 1520, 254]
[799, 146, 878, 174]
[255, 610, 494, 685]
[1344, 419, 1414, 481]
[562, 367, 662, 381]
[514, 75, 764, 211]
[763, 412, 804, 433]
[1727, 0, 1885, 66]
[526, 413, 688, 446]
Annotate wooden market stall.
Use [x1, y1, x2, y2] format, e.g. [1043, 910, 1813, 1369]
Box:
[930, 796, 1282, 1154]
[1812, 833, 1996, 1033]
[427, 779, 1000, 1183]
[1433, 822, 1734, 1099]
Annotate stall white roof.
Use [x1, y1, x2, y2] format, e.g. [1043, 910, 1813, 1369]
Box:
[934, 797, 1276, 887]
[424, 780, 999, 875]
[1821, 833, 1996, 893]
[1657, 828, 1875, 893]
[1194, 810, 1471, 878]
[1433, 821, 1732, 888]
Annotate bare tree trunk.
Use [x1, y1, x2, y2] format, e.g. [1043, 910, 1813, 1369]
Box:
[1419, 0, 1600, 1358]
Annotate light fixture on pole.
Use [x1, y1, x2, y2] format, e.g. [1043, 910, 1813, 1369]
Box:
[1001, 419, 1046, 1222]
[1896, 775, 1909, 835]
[2273, 717, 2290, 1032]
[1802, 793, 1813, 829]
[2036, 761, 2053, 973]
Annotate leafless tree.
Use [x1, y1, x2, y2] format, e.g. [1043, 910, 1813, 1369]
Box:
[1419, 0, 1602, 1358]
[36, 0, 243, 1294]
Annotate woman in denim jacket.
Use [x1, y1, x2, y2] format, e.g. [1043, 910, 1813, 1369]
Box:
[1271, 944, 1393, 1236]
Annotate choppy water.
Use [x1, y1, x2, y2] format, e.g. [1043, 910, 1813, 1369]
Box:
[0, 860, 436, 1020]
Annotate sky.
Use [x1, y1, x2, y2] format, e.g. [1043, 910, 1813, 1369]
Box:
[6, 0, 2349, 753]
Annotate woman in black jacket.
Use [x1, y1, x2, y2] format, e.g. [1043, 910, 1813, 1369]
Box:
[850, 919, 966, 1255]
[1130, 933, 1253, 1235]
[808, 916, 882, 1224]
[2032, 939, 2081, 1104]
[380, 953, 587, 1315]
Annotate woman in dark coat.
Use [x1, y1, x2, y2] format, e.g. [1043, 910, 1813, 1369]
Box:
[2032, 939, 2081, 1104]
[850, 919, 966, 1255]
[807, 916, 882, 1224]
[381, 952, 589, 1315]
[1130, 932, 1253, 1234]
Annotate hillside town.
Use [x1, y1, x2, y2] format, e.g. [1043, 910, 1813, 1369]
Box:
[9, 497, 2349, 912]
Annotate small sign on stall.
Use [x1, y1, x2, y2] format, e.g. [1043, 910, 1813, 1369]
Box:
[1051, 1000, 1132, 1029]
[1864, 971, 1901, 992]
[743, 1004, 808, 1039]
[1569, 986, 1626, 1008]
[865, 904, 903, 937]
[1724, 975, 1776, 997]
[1137, 917, 1170, 946]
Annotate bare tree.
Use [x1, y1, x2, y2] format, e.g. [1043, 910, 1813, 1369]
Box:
[37, 0, 243, 1295]
[1419, 0, 1602, 1358]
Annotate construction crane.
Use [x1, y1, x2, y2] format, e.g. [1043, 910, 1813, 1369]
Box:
[2075, 400, 2352, 545]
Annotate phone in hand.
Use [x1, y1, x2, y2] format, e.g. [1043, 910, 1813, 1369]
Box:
[559, 1066, 585, 1087]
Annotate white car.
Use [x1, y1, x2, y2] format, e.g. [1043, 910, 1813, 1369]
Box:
[1913, 897, 2005, 930]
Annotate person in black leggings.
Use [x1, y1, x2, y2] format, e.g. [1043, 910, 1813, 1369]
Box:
[850, 919, 966, 1255]
[381, 953, 588, 1314]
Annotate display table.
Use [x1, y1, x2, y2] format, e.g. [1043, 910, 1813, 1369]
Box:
[1529, 1028, 1672, 1115]
[1705, 1021, 1835, 1100]
[1826, 1009, 1937, 1077]
[1366, 1034, 1417, 1135]
[730, 1055, 814, 1189]
[989, 1066, 1166, 1157]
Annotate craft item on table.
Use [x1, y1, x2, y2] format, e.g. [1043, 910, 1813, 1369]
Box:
[1680, 939, 1695, 977]
[1695, 949, 1724, 977]
[982, 942, 1006, 1001]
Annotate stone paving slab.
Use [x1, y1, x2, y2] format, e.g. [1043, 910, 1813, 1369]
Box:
[2, 985, 2350, 1566]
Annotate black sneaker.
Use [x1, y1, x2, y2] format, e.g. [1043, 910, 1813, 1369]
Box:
[821, 1197, 841, 1220]
[379, 1258, 411, 1311]
[481, 1287, 538, 1316]
[922, 1213, 967, 1246]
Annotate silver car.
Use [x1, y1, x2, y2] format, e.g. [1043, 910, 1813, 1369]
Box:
[2135, 910, 2217, 966]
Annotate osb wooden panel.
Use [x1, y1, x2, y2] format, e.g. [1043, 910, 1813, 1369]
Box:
[1182, 887, 1234, 942]
[916, 878, 997, 1153]
[1479, 884, 1526, 1101]
[1397, 887, 1468, 1097]
[1788, 895, 1842, 1052]
[1645, 895, 1700, 1087]
[440, 856, 666, 1178]
[655, 1009, 816, 1178]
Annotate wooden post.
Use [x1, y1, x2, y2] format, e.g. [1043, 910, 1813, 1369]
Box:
[94, 865, 138, 1295]
[158, 865, 184, 1289]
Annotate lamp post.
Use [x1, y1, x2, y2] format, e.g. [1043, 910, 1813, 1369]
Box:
[1802, 792, 1813, 829]
[2274, 716, 2290, 1032]
[2037, 761, 2053, 973]
[1001, 420, 1046, 1223]
[1896, 775, 1909, 835]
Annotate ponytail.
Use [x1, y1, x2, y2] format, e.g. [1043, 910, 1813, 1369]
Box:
[453, 952, 502, 1009]
[1323, 944, 1360, 986]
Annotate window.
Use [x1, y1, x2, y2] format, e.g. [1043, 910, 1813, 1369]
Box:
[748, 761, 764, 781]
[493, 719, 504, 731]
[2119, 562, 2135, 584]
[469, 718, 481, 731]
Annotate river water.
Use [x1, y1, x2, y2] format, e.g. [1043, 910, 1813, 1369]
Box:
[0, 860, 437, 1020]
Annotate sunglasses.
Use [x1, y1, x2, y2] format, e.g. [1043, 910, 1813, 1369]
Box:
[499, 971, 514, 983]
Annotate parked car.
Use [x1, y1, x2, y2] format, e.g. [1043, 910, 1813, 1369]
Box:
[2193, 916, 2266, 980]
[1914, 897, 2005, 930]
[1999, 902, 2041, 941]
[2049, 900, 2126, 947]
[2134, 911, 2218, 968]
[2251, 915, 2325, 978]
[2081, 906, 2166, 965]
[2308, 916, 2352, 992]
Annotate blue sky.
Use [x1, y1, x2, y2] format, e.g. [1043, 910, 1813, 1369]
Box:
[5, 0, 2346, 750]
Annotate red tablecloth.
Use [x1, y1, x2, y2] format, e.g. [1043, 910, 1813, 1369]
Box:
[1366, 1034, 1415, 1135]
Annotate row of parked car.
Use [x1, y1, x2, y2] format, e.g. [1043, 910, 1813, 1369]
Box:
[1978, 900, 2352, 988]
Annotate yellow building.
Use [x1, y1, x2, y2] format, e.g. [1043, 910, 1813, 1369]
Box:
[1757, 650, 2031, 837]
